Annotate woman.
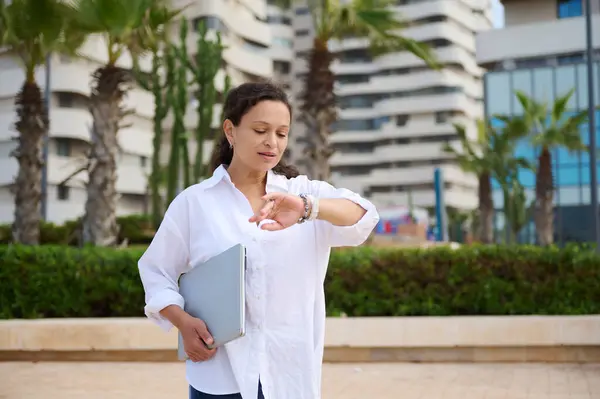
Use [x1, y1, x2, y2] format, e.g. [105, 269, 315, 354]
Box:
[138, 82, 379, 399]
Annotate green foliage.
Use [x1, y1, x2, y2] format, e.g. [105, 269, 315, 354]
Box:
[0, 216, 154, 246]
[1, 244, 599, 319]
[132, 40, 175, 230]
[503, 179, 534, 242]
[514, 89, 594, 153]
[292, 0, 438, 68]
[165, 43, 186, 205]
[0, 0, 85, 80]
[179, 20, 227, 181]
[325, 245, 600, 316]
[66, 0, 181, 65]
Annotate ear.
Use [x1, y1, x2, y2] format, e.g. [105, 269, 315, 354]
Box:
[223, 119, 234, 145]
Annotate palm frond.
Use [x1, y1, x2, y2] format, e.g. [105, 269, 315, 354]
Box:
[1, 0, 87, 79]
[550, 88, 575, 124]
[371, 34, 438, 69]
[66, 0, 180, 65]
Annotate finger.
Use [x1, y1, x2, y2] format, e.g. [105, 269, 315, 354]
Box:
[260, 221, 283, 231]
[262, 192, 285, 202]
[187, 349, 202, 362]
[249, 200, 275, 223]
[190, 343, 214, 361]
[196, 347, 216, 361]
[194, 325, 214, 346]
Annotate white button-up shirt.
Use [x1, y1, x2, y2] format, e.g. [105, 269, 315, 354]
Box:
[138, 165, 379, 399]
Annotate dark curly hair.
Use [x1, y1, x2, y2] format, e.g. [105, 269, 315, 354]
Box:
[209, 81, 299, 179]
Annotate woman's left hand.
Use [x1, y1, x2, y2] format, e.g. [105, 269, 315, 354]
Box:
[249, 192, 306, 231]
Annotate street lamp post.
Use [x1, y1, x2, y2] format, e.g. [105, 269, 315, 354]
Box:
[584, 0, 599, 250]
[40, 54, 51, 221]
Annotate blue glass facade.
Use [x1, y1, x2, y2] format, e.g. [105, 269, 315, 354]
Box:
[557, 0, 583, 18]
[484, 61, 600, 243]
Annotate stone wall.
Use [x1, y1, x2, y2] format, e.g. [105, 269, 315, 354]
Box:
[1, 316, 599, 362]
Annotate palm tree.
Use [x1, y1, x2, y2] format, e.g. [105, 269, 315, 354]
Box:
[504, 178, 533, 244]
[442, 121, 495, 243]
[514, 89, 594, 245]
[277, 0, 437, 181]
[0, 0, 85, 245]
[493, 114, 534, 244]
[442, 118, 529, 243]
[66, 0, 179, 246]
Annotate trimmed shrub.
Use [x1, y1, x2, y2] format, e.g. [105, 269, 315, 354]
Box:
[0, 215, 154, 246]
[1, 244, 599, 319]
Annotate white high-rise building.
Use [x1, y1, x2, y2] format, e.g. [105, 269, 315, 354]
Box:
[0, 0, 283, 225]
[266, 2, 294, 90]
[290, 0, 493, 212]
[162, 0, 289, 171]
[0, 37, 154, 225]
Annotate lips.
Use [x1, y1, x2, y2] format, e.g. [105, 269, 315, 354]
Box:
[258, 152, 276, 158]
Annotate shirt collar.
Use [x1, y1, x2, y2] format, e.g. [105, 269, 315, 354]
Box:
[204, 164, 289, 194]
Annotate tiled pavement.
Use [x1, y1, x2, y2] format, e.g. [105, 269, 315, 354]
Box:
[1, 362, 599, 398]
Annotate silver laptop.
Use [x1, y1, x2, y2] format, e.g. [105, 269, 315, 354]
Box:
[177, 243, 246, 360]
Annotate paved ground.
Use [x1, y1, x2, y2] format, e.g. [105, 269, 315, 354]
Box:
[1, 362, 599, 398]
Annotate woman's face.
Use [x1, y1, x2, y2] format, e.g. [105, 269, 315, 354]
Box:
[224, 100, 290, 173]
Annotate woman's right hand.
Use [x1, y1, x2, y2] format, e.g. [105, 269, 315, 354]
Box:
[179, 315, 217, 362]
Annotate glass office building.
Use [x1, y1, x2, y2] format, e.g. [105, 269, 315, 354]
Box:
[484, 61, 600, 243]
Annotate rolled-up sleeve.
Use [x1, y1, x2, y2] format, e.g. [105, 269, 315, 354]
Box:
[310, 180, 380, 248]
[138, 201, 190, 331]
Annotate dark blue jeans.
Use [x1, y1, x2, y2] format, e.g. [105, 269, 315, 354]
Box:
[189, 381, 264, 399]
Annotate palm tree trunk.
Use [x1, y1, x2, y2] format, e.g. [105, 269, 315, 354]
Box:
[11, 82, 47, 245]
[478, 172, 494, 244]
[535, 147, 554, 245]
[83, 66, 130, 246]
[300, 38, 336, 181]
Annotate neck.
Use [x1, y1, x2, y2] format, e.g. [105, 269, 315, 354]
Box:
[227, 159, 267, 191]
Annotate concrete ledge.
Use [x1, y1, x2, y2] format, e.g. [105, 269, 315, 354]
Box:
[1, 316, 599, 363]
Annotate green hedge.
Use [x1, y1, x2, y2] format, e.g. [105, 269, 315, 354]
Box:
[1, 244, 599, 319]
[0, 215, 154, 246]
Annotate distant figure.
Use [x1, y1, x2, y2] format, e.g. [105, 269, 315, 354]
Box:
[138, 82, 379, 399]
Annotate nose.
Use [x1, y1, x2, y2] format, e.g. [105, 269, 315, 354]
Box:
[264, 131, 277, 148]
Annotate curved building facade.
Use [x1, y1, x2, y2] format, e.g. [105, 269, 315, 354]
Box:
[0, 35, 154, 224]
[161, 0, 290, 177]
[290, 0, 493, 212]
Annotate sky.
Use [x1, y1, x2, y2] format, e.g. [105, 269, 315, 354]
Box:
[491, 0, 505, 28]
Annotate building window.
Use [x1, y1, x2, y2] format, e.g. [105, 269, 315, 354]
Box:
[267, 15, 291, 25]
[557, 0, 582, 18]
[557, 53, 584, 65]
[57, 92, 75, 108]
[273, 61, 290, 74]
[295, 29, 309, 36]
[396, 115, 409, 126]
[435, 112, 451, 124]
[243, 38, 268, 53]
[336, 75, 370, 84]
[57, 185, 70, 201]
[192, 16, 228, 34]
[373, 116, 390, 129]
[338, 49, 372, 63]
[56, 139, 71, 157]
[273, 37, 292, 48]
[295, 7, 309, 15]
[140, 156, 147, 167]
